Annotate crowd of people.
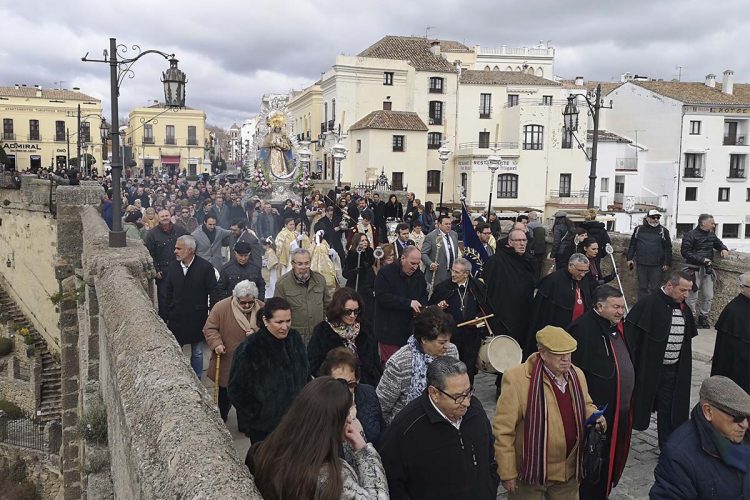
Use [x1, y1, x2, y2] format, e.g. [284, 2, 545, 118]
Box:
[95, 169, 749, 500]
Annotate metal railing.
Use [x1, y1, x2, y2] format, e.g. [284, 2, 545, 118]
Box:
[616, 158, 638, 171]
[457, 141, 519, 150]
[549, 189, 589, 198]
[683, 168, 703, 178]
[0, 414, 62, 454]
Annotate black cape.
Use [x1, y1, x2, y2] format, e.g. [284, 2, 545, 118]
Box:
[481, 242, 535, 347]
[624, 290, 697, 431]
[525, 268, 595, 358]
[711, 293, 750, 392]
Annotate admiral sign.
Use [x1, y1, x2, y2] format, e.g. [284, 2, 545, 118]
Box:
[2, 143, 42, 152]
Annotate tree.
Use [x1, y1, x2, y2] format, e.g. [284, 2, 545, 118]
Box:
[0, 147, 8, 167]
[69, 154, 97, 168]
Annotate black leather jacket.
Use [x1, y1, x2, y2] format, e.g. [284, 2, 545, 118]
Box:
[680, 227, 728, 266]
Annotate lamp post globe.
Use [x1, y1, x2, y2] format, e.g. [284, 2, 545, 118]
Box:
[437, 142, 451, 211]
[562, 95, 579, 134]
[486, 152, 501, 218]
[331, 140, 348, 188]
[99, 118, 109, 143]
[162, 58, 187, 109]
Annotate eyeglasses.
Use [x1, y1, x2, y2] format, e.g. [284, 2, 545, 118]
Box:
[434, 386, 474, 404]
[335, 378, 358, 390]
[710, 404, 749, 423]
[344, 308, 361, 316]
[238, 299, 255, 307]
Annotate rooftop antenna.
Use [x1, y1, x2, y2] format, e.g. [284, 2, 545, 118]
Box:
[425, 26, 436, 38]
[675, 65, 685, 82]
[53, 80, 66, 90]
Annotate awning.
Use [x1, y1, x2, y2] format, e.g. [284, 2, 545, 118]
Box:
[161, 155, 181, 163]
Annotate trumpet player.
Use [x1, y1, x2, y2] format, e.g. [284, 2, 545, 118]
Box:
[421, 214, 459, 292]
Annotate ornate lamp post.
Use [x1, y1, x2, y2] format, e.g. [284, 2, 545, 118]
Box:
[331, 139, 348, 190]
[562, 84, 611, 209]
[83, 38, 187, 247]
[437, 142, 452, 212]
[298, 140, 312, 204]
[486, 150, 500, 218]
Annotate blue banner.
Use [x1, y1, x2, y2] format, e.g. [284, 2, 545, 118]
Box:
[460, 201, 489, 277]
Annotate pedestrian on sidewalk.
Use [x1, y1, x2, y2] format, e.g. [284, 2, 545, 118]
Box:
[710, 271, 750, 393]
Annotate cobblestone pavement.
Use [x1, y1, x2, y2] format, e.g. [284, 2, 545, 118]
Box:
[475, 327, 715, 500]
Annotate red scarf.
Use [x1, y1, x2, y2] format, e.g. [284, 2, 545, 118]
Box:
[521, 354, 586, 485]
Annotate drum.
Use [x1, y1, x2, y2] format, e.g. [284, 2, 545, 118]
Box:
[477, 335, 523, 374]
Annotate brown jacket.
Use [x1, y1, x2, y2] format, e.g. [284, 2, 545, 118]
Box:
[202, 296, 264, 387]
[493, 352, 597, 483]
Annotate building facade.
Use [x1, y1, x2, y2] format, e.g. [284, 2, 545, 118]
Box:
[604, 72, 750, 249]
[0, 85, 103, 173]
[126, 103, 207, 177]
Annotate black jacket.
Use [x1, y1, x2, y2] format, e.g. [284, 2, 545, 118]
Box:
[429, 277, 491, 334]
[625, 290, 697, 431]
[355, 383, 386, 447]
[228, 327, 309, 438]
[627, 222, 673, 267]
[378, 391, 500, 500]
[711, 293, 750, 392]
[650, 405, 750, 500]
[343, 248, 376, 292]
[373, 262, 428, 346]
[581, 220, 611, 265]
[680, 227, 728, 266]
[164, 255, 220, 345]
[307, 320, 382, 386]
[144, 223, 189, 275]
[314, 216, 346, 260]
[384, 202, 404, 220]
[217, 258, 265, 300]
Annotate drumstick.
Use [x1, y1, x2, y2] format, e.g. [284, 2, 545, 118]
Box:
[457, 314, 495, 328]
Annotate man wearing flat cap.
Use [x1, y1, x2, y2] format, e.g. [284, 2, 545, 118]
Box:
[494, 326, 605, 499]
[651, 376, 750, 499]
[217, 241, 265, 300]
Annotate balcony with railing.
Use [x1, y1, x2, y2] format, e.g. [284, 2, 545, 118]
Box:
[143, 136, 155, 144]
[683, 167, 703, 180]
[27, 133, 40, 141]
[456, 141, 519, 158]
[477, 46, 554, 57]
[2, 133, 16, 141]
[548, 189, 589, 205]
[165, 137, 176, 145]
[479, 106, 492, 119]
[616, 157, 638, 172]
[187, 138, 198, 146]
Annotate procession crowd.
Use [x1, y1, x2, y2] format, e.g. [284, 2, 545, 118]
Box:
[97, 171, 750, 500]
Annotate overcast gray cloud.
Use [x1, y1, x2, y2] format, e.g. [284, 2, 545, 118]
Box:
[2, 0, 748, 128]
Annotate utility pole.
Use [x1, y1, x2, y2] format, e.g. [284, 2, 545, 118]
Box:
[76, 104, 81, 171]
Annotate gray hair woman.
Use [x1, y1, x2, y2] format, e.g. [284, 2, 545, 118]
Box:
[203, 279, 264, 421]
[376, 306, 459, 424]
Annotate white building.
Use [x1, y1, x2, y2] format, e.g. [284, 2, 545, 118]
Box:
[240, 118, 257, 167]
[603, 71, 750, 250]
[472, 42, 555, 79]
[227, 123, 240, 164]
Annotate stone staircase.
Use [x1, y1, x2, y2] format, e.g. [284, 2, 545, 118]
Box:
[0, 286, 61, 423]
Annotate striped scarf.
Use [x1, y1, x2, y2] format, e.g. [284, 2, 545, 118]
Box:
[520, 355, 586, 485]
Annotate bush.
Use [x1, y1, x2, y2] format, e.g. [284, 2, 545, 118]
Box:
[0, 456, 39, 500]
[77, 401, 108, 444]
[0, 337, 12, 356]
[0, 399, 24, 419]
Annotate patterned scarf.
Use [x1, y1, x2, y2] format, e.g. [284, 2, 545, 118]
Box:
[520, 354, 586, 485]
[327, 321, 360, 356]
[407, 335, 435, 403]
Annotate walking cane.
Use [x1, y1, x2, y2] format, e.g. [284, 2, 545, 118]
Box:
[213, 353, 221, 405]
[605, 243, 629, 313]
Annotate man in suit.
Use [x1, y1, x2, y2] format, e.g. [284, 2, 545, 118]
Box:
[476, 222, 495, 256]
[421, 214, 460, 292]
[164, 235, 221, 378]
[393, 222, 415, 259]
[372, 192, 387, 243]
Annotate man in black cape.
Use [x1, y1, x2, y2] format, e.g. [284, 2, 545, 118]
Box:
[569, 286, 635, 499]
[711, 271, 750, 392]
[525, 253, 595, 359]
[429, 257, 492, 384]
[625, 271, 697, 448]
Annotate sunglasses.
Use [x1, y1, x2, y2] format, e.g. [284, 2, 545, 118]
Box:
[336, 378, 358, 390]
[344, 308, 361, 316]
[712, 404, 749, 423]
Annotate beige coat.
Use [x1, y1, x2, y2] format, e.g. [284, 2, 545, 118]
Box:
[274, 270, 331, 343]
[493, 352, 597, 483]
[202, 296, 263, 387]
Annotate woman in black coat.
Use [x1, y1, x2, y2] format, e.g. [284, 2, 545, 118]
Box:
[342, 233, 376, 326]
[307, 287, 382, 386]
[383, 194, 403, 220]
[581, 237, 616, 286]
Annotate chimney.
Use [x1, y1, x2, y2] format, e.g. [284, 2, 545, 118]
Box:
[35, 85, 42, 97]
[73, 86, 80, 91]
[574, 76, 584, 86]
[705, 74, 716, 88]
[429, 41, 441, 56]
[723, 69, 734, 95]
[14, 83, 19, 89]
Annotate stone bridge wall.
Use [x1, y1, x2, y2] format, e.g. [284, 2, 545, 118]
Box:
[55, 191, 260, 498]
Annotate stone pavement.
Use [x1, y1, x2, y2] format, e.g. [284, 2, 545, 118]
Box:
[195, 326, 716, 500]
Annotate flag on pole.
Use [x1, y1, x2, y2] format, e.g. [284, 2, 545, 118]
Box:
[460, 200, 489, 277]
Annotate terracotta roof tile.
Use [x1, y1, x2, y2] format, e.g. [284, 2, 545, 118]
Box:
[631, 81, 750, 105]
[358, 36, 461, 72]
[350, 110, 428, 131]
[460, 70, 560, 86]
[587, 129, 632, 143]
[0, 86, 100, 101]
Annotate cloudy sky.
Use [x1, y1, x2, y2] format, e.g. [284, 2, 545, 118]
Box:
[2, 0, 747, 128]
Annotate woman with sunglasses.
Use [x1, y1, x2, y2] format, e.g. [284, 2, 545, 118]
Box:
[319, 347, 385, 447]
[248, 376, 389, 500]
[202, 280, 264, 422]
[376, 306, 459, 425]
[308, 288, 383, 386]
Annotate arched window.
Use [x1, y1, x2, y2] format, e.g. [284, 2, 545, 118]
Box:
[515, 66, 522, 72]
[506, 66, 513, 71]
[484, 65, 491, 71]
[536, 67, 544, 77]
[493, 65, 500, 71]
[523, 125, 544, 150]
[497, 174, 518, 198]
[526, 66, 534, 75]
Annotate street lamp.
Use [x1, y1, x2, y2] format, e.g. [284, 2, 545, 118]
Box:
[298, 141, 312, 227]
[437, 142, 451, 212]
[562, 84, 611, 209]
[486, 150, 501, 219]
[331, 139, 348, 190]
[83, 38, 187, 247]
